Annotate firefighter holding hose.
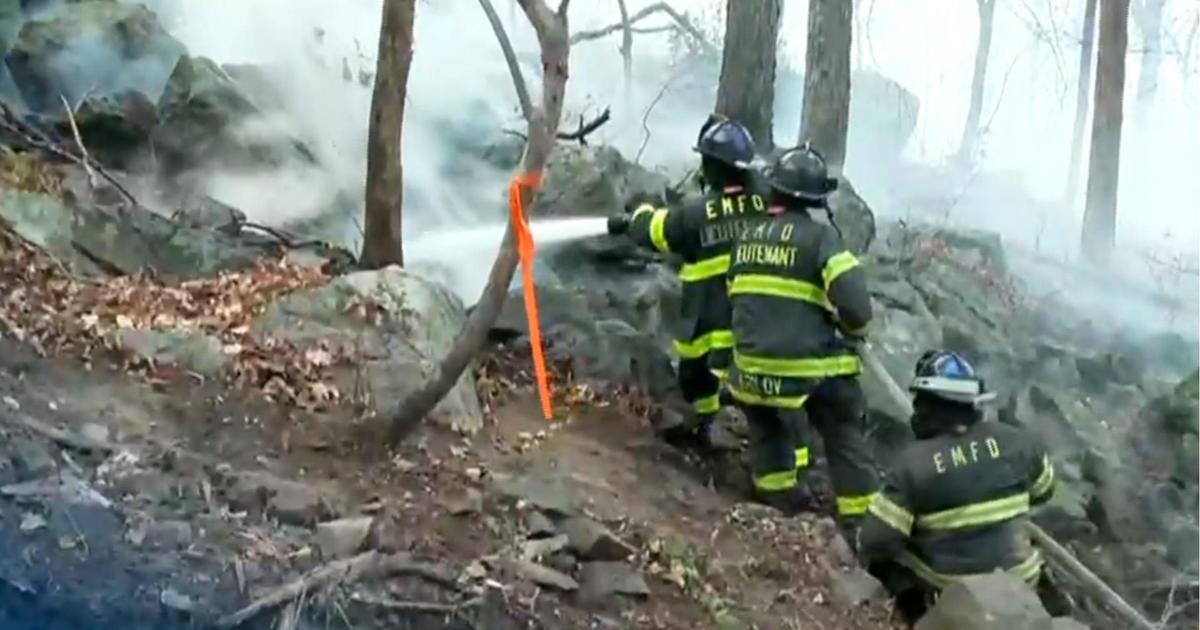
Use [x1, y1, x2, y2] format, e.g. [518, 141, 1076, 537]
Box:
[607, 115, 766, 450]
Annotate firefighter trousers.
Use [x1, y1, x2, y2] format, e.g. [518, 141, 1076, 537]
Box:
[678, 354, 721, 422]
[744, 376, 880, 520]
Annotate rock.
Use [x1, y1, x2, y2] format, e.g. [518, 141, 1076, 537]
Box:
[577, 561, 650, 603]
[225, 471, 333, 526]
[559, 516, 635, 561]
[52, 90, 158, 169]
[79, 422, 110, 444]
[504, 557, 578, 591]
[489, 473, 576, 517]
[545, 551, 577, 575]
[119, 329, 229, 376]
[5, 1, 185, 113]
[153, 55, 317, 178]
[221, 63, 288, 113]
[255, 266, 483, 433]
[535, 144, 670, 217]
[146, 519, 193, 549]
[9, 437, 54, 481]
[314, 516, 372, 560]
[159, 587, 197, 613]
[826, 176, 876, 254]
[438, 487, 482, 516]
[915, 573, 1051, 630]
[525, 510, 557, 538]
[1047, 618, 1089, 630]
[829, 567, 886, 607]
[1165, 520, 1199, 571]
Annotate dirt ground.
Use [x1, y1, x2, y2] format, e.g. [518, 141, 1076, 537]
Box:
[0, 332, 901, 630]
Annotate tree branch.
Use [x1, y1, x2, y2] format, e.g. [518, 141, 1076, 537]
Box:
[569, 2, 717, 56]
[477, 0, 533, 122]
[556, 106, 610, 145]
[386, 0, 569, 443]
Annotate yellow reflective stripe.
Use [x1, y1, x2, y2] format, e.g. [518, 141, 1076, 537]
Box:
[794, 447, 810, 469]
[734, 351, 861, 378]
[632, 203, 657, 219]
[899, 549, 1043, 589]
[693, 393, 720, 415]
[841, 321, 869, 336]
[729, 387, 809, 409]
[673, 329, 735, 359]
[1031, 455, 1055, 499]
[649, 209, 671, 252]
[868, 494, 914, 534]
[754, 469, 797, 492]
[822, 250, 860, 288]
[679, 254, 730, 282]
[837, 491, 878, 516]
[916, 493, 1030, 531]
[728, 274, 832, 311]
[710, 368, 728, 382]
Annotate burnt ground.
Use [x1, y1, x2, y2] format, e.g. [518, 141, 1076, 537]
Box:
[0, 334, 900, 630]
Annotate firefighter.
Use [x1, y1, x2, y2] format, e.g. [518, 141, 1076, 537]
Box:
[725, 143, 880, 519]
[607, 117, 767, 450]
[858, 350, 1057, 624]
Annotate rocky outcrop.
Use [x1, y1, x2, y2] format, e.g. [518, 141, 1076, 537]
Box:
[534, 144, 672, 218]
[915, 573, 1087, 630]
[254, 266, 484, 434]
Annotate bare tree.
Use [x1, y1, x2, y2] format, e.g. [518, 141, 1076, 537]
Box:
[1131, 0, 1167, 114]
[616, 0, 633, 93]
[360, 0, 417, 269]
[715, 0, 783, 149]
[569, 3, 717, 57]
[799, 0, 853, 173]
[955, 0, 997, 164]
[1065, 0, 1099, 205]
[387, 0, 570, 443]
[1081, 0, 1131, 265]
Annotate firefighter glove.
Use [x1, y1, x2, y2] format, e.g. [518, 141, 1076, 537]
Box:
[606, 214, 631, 235]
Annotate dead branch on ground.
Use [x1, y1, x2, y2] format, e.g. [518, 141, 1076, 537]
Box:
[58, 95, 98, 189]
[385, 0, 570, 444]
[569, 2, 718, 56]
[0, 101, 140, 208]
[216, 551, 461, 629]
[3, 412, 117, 453]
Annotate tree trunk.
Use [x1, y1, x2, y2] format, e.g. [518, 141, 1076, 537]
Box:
[798, 0, 853, 174]
[715, 0, 782, 150]
[386, 0, 570, 444]
[360, 0, 416, 269]
[955, 0, 996, 164]
[1065, 0, 1099, 205]
[1081, 0, 1130, 265]
[1132, 0, 1166, 115]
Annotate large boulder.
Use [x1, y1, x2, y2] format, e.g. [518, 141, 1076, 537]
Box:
[915, 573, 1053, 630]
[827, 175, 876, 254]
[5, 1, 184, 113]
[153, 55, 318, 179]
[254, 266, 484, 434]
[535, 144, 671, 217]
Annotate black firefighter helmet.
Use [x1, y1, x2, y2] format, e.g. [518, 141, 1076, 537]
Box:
[693, 118, 755, 170]
[764, 143, 838, 202]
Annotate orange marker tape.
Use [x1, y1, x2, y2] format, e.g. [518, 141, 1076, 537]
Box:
[509, 172, 553, 420]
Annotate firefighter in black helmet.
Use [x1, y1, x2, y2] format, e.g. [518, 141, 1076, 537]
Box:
[859, 350, 1057, 624]
[725, 143, 880, 520]
[607, 118, 768, 450]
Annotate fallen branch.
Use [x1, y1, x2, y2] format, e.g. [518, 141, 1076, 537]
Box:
[215, 551, 460, 629]
[0, 100, 140, 208]
[554, 107, 611, 145]
[569, 1, 718, 56]
[58, 94, 97, 189]
[5, 412, 116, 453]
[856, 341, 1157, 630]
[349, 593, 483, 614]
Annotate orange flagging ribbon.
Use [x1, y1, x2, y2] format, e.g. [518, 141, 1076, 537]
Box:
[509, 172, 553, 420]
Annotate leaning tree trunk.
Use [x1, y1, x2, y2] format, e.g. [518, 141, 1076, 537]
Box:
[799, 0, 853, 174]
[955, 0, 996, 164]
[1081, 0, 1130, 265]
[386, 0, 570, 444]
[715, 0, 782, 150]
[360, 0, 416, 269]
[1065, 0, 1099, 206]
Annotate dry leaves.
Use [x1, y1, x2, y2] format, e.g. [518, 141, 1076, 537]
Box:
[0, 227, 348, 410]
